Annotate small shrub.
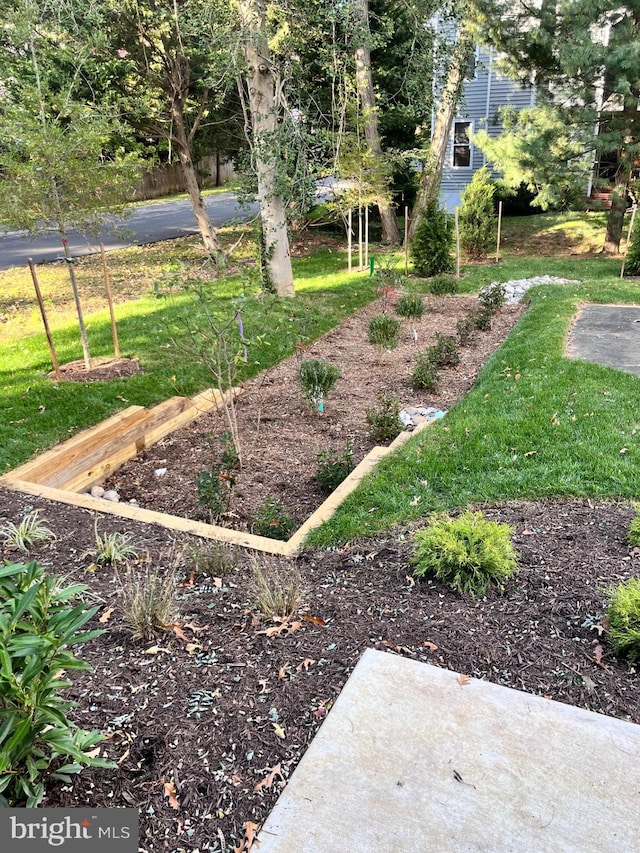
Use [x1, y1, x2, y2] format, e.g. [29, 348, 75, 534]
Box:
[365, 392, 402, 443]
[606, 577, 640, 662]
[427, 333, 460, 368]
[116, 560, 178, 640]
[0, 561, 112, 806]
[253, 497, 297, 541]
[429, 274, 459, 295]
[368, 314, 401, 350]
[627, 507, 640, 547]
[0, 510, 55, 552]
[298, 359, 340, 412]
[87, 521, 140, 565]
[249, 553, 303, 619]
[395, 292, 425, 319]
[470, 305, 493, 331]
[187, 540, 237, 576]
[412, 510, 519, 597]
[410, 202, 454, 277]
[412, 354, 440, 392]
[315, 442, 355, 494]
[478, 282, 507, 312]
[195, 471, 227, 520]
[457, 314, 477, 345]
[459, 166, 497, 259]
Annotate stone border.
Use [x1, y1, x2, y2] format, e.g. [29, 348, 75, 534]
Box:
[1, 391, 433, 556]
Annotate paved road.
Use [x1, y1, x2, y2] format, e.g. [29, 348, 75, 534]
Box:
[0, 192, 258, 270]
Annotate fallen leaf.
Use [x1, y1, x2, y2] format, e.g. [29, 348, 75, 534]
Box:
[593, 643, 604, 665]
[144, 645, 170, 655]
[178, 571, 196, 588]
[272, 722, 286, 739]
[524, 450, 538, 457]
[257, 619, 302, 637]
[117, 748, 130, 765]
[409, 495, 421, 506]
[278, 662, 290, 680]
[457, 674, 470, 686]
[296, 658, 315, 672]
[301, 614, 326, 626]
[84, 747, 101, 758]
[163, 779, 180, 811]
[405, 575, 416, 588]
[233, 821, 260, 853]
[99, 605, 115, 624]
[253, 762, 284, 793]
[183, 621, 206, 634]
[185, 642, 202, 655]
[314, 707, 327, 720]
[172, 624, 189, 643]
[422, 641, 438, 652]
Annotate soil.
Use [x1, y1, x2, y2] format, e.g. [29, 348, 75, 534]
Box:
[102, 296, 524, 533]
[3, 290, 640, 852]
[49, 356, 142, 383]
[0, 487, 639, 853]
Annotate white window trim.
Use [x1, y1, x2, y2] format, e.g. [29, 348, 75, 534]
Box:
[452, 119, 474, 169]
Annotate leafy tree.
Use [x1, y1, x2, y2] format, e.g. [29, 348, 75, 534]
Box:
[458, 166, 496, 259]
[0, 1, 140, 368]
[97, 0, 238, 263]
[623, 214, 640, 276]
[472, 0, 640, 252]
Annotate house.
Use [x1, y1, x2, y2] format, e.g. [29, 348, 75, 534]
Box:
[438, 46, 536, 211]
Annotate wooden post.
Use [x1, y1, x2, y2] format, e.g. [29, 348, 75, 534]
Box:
[620, 206, 638, 279]
[496, 200, 503, 263]
[404, 206, 409, 275]
[28, 258, 61, 380]
[358, 205, 364, 271]
[455, 207, 461, 280]
[100, 244, 120, 357]
[348, 209, 352, 272]
[365, 206, 369, 268]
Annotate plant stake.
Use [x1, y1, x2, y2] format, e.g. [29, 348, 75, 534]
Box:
[100, 244, 120, 357]
[28, 258, 60, 380]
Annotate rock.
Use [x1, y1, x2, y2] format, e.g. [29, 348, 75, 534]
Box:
[103, 490, 120, 503]
[90, 485, 105, 498]
[155, 467, 168, 478]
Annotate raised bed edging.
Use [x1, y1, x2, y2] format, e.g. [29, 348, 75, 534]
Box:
[0, 390, 433, 556]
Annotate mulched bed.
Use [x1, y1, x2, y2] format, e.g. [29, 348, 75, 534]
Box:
[101, 296, 523, 531]
[0, 486, 639, 852]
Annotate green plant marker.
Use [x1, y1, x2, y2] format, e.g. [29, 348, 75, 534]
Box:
[369, 257, 375, 277]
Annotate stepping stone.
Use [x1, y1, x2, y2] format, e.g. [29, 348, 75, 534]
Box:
[258, 648, 640, 852]
[566, 304, 640, 376]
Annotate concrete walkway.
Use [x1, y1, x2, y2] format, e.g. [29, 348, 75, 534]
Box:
[566, 304, 640, 376]
[257, 649, 640, 852]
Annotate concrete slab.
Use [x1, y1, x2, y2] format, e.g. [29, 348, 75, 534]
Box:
[257, 649, 640, 853]
[566, 303, 640, 376]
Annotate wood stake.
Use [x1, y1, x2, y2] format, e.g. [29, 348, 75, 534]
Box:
[455, 207, 461, 279]
[358, 205, 364, 271]
[348, 209, 352, 272]
[404, 206, 409, 275]
[365, 206, 369, 267]
[620, 205, 638, 279]
[496, 200, 503, 263]
[28, 258, 61, 380]
[100, 244, 120, 357]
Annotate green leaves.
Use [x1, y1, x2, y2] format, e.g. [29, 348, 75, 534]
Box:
[0, 560, 113, 806]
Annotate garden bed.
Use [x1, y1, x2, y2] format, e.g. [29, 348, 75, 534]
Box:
[99, 295, 523, 539]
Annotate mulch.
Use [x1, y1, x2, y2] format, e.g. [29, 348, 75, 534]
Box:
[0, 485, 638, 852]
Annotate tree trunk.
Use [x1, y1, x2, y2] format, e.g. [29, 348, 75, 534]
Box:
[354, 0, 400, 245]
[408, 23, 474, 241]
[57, 217, 92, 370]
[238, 0, 295, 297]
[603, 162, 629, 254]
[170, 95, 225, 264]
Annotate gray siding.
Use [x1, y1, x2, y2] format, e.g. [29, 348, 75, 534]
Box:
[438, 49, 534, 210]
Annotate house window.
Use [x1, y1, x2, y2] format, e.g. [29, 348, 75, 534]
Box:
[453, 121, 472, 167]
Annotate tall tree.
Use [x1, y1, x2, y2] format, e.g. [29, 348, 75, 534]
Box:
[353, 0, 400, 243]
[237, 0, 295, 297]
[472, 0, 640, 252]
[99, 0, 236, 263]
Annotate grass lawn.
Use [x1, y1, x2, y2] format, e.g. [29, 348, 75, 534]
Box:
[2, 210, 639, 532]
